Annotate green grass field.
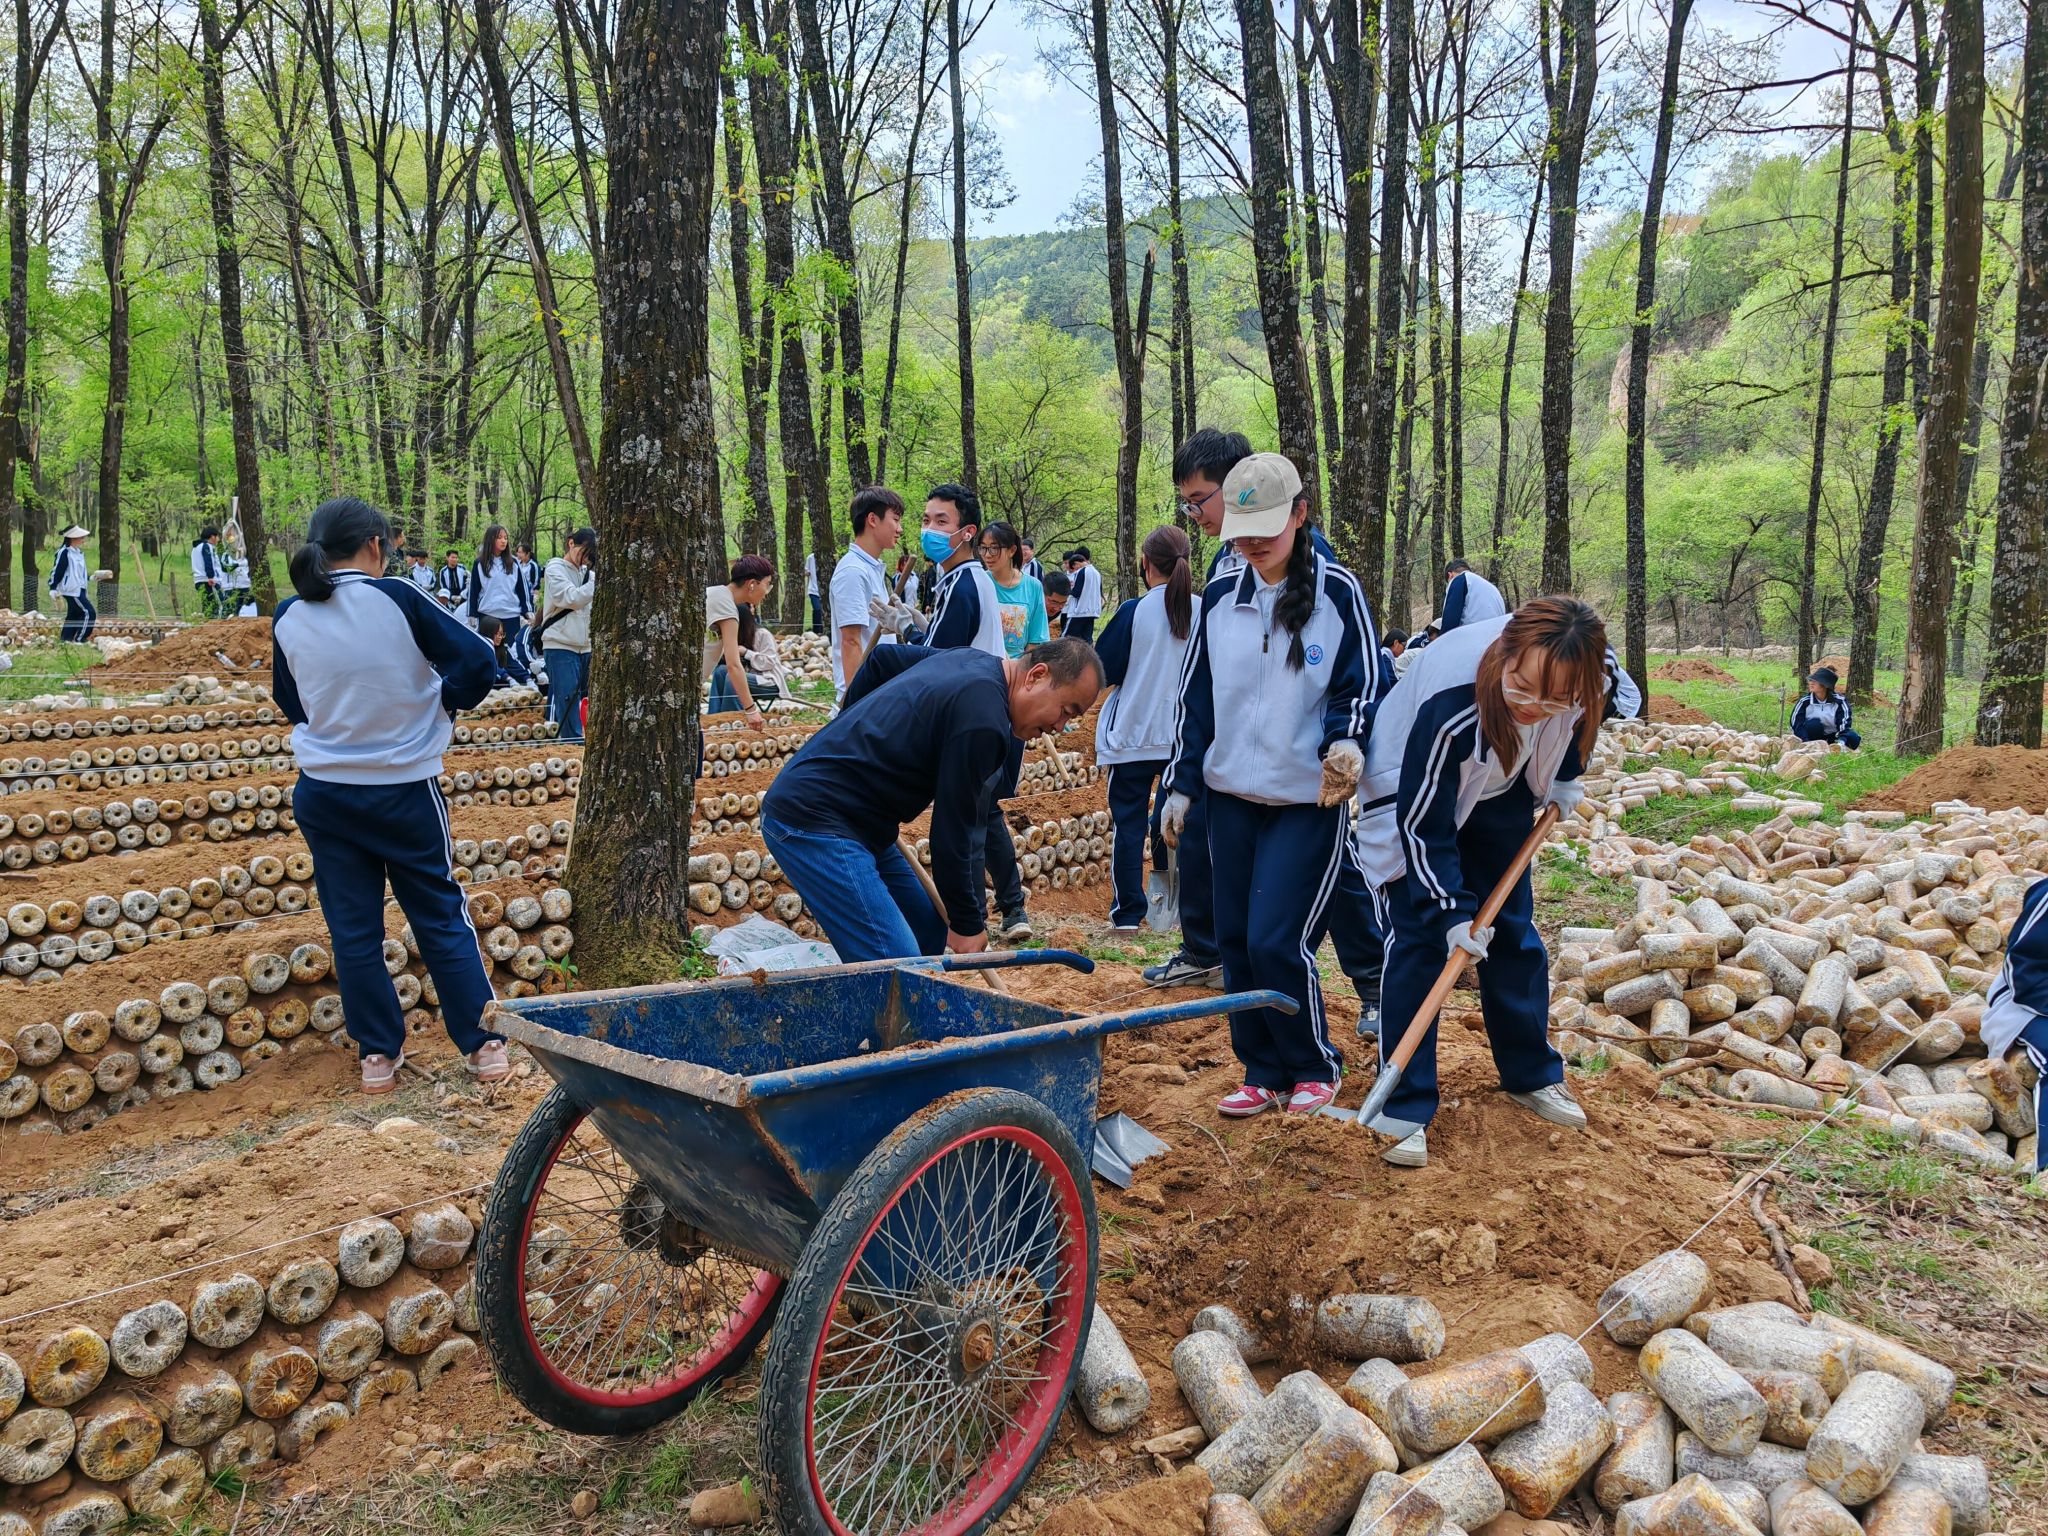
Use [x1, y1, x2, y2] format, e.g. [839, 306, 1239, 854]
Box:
[1646, 651, 1982, 755]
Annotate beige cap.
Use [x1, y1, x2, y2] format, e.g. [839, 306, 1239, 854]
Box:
[1219, 453, 1303, 541]
[61, 525, 88, 540]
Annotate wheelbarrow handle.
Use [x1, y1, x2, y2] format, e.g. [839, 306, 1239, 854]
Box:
[937, 949, 1096, 975]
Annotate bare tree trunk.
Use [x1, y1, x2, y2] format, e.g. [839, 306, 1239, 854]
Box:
[1447, 2, 1468, 559]
[1908, 0, 1938, 420]
[1329, 0, 1377, 570]
[877, 0, 937, 484]
[1161, 0, 1193, 452]
[0, 0, 62, 614]
[1623, 0, 1690, 703]
[1360, 0, 1410, 599]
[1294, 5, 1339, 471]
[1536, 0, 1596, 593]
[1798, 9, 1854, 680]
[721, 56, 775, 558]
[946, 0, 977, 484]
[1896, 0, 1984, 755]
[1423, 159, 1446, 589]
[569, 0, 724, 984]
[1092, 0, 1142, 595]
[477, 0, 599, 515]
[1390, 217, 1421, 624]
[198, 0, 274, 608]
[1976, 0, 2048, 745]
[1490, 172, 1543, 565]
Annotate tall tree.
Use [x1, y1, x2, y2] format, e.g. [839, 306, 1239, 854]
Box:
[197, 0, 275, 607]
[1536, 0, 1597, 593]
[569, 0, 725, 982]
[1797, 8, 1854, 681]
[946, 0, 978, 485]
[1329, 0, 1377, 571]
[1622, 0, 1691, 705]
[1091, 0, 1142, 594]
[1445, 0, 1468, 558]
[1159, 0, 1195, 453]
[876, 0, 940, 483]
[1234, 0, 1319, 503]
[477, 0, 598, 515]
[1975, 0, 2048, 746]
[721, 52, 776, 558]
[1490, 172, 1543, 565]
[1360, 0, 1411, 597]
[1293, 4, 1340, 472]
[1895, 0, 1984, 755]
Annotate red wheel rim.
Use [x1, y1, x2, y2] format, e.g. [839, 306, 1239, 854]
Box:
[515, 1107, 782, 1407]
[801, 1123, 1090, 1536]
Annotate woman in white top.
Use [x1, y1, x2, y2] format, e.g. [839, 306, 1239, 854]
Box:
[1094, 526, 1193, 933]
[468, 524, 528, 633]
[706, 555, 775, 727]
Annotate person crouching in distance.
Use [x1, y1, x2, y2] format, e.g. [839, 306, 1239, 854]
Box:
[1350, 597, 1608, 1168]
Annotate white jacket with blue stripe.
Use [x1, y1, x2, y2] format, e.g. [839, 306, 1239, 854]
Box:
[1164, 550, 1379, 807]
[1984, 876, 2048, 1059]
[1351, 614, 1588, 923]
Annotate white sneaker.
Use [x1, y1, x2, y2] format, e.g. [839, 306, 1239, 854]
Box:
[1382, 1129, 1427, 1169]
[1506, 1083, 1587, 1129]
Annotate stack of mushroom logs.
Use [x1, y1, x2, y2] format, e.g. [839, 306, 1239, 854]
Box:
[0, 1199, 491, 1534]
[1545, 722, 2044, 1175]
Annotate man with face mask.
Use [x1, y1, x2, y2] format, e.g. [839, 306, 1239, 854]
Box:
[763, 637, 1103, 961]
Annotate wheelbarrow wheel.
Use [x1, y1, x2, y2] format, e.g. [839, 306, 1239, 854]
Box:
[760, 1087, 1096, 1536]
[476, 1085, 782, 1435]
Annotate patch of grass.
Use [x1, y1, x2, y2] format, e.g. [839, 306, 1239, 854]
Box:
[1532, 855, 1636, 936]
[1647, 651, 1983, 754]
[0, 640, 103, 700]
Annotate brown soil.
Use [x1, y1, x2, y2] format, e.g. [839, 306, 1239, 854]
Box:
[90, 617, 275, 679]
[1647, 694, 1711, 725]
[1651, 659, 1738, 685]
[1855, 744, 2048, 814]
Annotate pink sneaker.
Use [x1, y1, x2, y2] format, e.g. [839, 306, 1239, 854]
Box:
[361, 1053, 403, 1094]
[467, 1040, 511, 1083]
[1285, 1081, 1339, 1115]
[1218, 1085, 1280, 1118]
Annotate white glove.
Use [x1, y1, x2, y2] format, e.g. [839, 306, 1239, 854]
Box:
[1544, 780, 1586, 816]
[1319, 739, 1363, 807]
[1159, 793, 1191, 849]
[1446, 920, 1493, 963]
[868, 596, 917, 638]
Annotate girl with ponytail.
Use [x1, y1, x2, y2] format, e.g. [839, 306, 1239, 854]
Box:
[273, 497, 507, 1096]
[1093, 526, 1195, 932]
[1159, 453, 1383, 1118]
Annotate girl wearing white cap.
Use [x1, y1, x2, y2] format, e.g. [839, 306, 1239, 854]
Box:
[50, 526, 95, 643]
[1160, 451, 1380, 1117]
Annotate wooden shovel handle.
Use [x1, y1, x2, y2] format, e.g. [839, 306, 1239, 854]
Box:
[1380, 803, 1561, 1076]
[898, 835, 1010, 993]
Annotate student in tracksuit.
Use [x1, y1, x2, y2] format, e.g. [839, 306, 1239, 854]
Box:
[1095, 526, 1195, 933]
[876, 483, 1036, 940]
[1352, 598, 1609, 1168]
[468, 524, 529, 638]
[1161, 453, 1375, 1118]
[1439, 557, 1507, 632]
[192, 527, 225, 616]
[51, 525, 95, 643]
[435, 549, 470, 612]
[270, 497, 507, 1095]
[1791, 666, 1860, 748]
[1983, 876, 2048, 1175]
[512, 544, 542, 668]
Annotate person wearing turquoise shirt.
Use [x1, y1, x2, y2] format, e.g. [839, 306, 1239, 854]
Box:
[977, 520, 1049, 660]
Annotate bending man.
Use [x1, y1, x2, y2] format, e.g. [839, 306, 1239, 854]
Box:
[762, 638, 1103, 962]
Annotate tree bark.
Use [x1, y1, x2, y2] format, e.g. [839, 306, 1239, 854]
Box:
[1896, 0, 1984, 755]
[569, 0, 724, 984]
[1975, 0, 2048, 746]
[1161, 0, 1193, 455]
[877, 0, 938, 484]
[1447, 2, 1468, 559]
[1092, 0, 1142, 596]
[1390, 213, 1422, 623]
[720, 55, 775, 558]
[1537, 0, 1597, 593]
[1, 0, 63, 614]
[1907, 0, 1938, 420]
[477, 0, 599, 516]
[790, 0, 872, 487]
[1797, 7, 1854, 680]
[1294, 4, 1340, 471]
[1329, 0, 1377, 571]
[198, 0, 275, 609]
[1361, 0, 1410, 599]
[1623, 0, 1690, 705]
[946, 0, 977, 485]
[1423, 147, 1447, 591]
[1490, 169, 1543, 565]
[1234, 0, 1319, 505]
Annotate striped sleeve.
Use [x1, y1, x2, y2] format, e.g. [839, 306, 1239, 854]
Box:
[1320, 564, 1381, 751]
[1162, 583, 1229, 798]
[1396, 686, 1482, 927]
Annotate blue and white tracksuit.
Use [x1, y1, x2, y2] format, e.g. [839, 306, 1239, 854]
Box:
[1791, 692, 1860, 749]
[1605, 647, 1642, 720]
[50, 545, 95, 643]
[1166, 549, 1378, 1091]
[1984, 877, 2048, 1173]
[1095, 588, 1193, 928]
[272, 571, 502, 1064]
[192, 541, 224, 615]
[1352, 615, 1580, 1133]
[1440, 569, 1507, 631]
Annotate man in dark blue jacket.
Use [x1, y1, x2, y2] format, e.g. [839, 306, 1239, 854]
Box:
[763, 639, 1101, 961]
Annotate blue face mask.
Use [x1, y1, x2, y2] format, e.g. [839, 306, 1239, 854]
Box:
[920, 528, 957, 562]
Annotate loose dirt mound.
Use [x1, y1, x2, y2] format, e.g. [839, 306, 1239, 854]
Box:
[1817, 654, 1850, 675]
[1651, 659, 1737, 684]
[1856, 744, 2048, 814]
[91, 616, 273, 679]
[1648, 694, 1711, 724]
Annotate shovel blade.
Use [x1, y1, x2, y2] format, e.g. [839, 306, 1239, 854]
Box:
[1145, 872, 1179, 933]
[1092, 1112, 1171, 1187]
[1353, 1065, 1403, 1129]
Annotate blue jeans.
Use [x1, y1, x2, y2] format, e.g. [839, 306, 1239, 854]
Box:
[545, 648, 588, 740]
[762, 814, 945, 962]
[708, 662, 740, 714]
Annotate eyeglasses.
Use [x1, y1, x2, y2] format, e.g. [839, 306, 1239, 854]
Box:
[1177, 486, 1222, 520]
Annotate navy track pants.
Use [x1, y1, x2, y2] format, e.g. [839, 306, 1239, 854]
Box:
[1207, 791, 1347, 1090]
[1106, 759, 1167, 928]
[292, 773, 501, 1062]
[1371, 782, 1561, 1133]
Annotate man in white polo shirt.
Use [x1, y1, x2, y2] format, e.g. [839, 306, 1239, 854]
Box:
[828, 486, 905, 704]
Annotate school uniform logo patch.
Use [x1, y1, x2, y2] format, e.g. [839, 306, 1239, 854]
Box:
[1304, 643, 1324, 665]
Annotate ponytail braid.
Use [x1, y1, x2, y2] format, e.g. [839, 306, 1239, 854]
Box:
[1272, 517, 1319, 670]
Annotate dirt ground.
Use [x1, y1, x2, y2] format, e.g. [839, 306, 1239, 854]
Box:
[1856, 743, 2048, 814]
[90, 616, 275, 679]
[1646, 693, 1711, 724]
[1650, 659, 1738, 684]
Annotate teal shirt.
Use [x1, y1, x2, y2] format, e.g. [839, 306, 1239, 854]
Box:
[990, 574, 1049, 659]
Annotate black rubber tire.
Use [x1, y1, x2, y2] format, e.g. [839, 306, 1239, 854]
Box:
[476, 1084, 781, 1435]
[759, 1087, 1097, 1536]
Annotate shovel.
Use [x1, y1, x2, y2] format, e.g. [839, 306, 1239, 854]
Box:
[1091, 1112, 1171, 1188]
[1145, 846, 1180, 932]
[1342, 804, 1561, 1131]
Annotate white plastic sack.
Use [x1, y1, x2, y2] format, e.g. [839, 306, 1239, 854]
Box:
[704, 913, 838, 975]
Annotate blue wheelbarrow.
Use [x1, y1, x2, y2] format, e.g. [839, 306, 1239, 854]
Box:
[474, 950, 1293, 1536]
